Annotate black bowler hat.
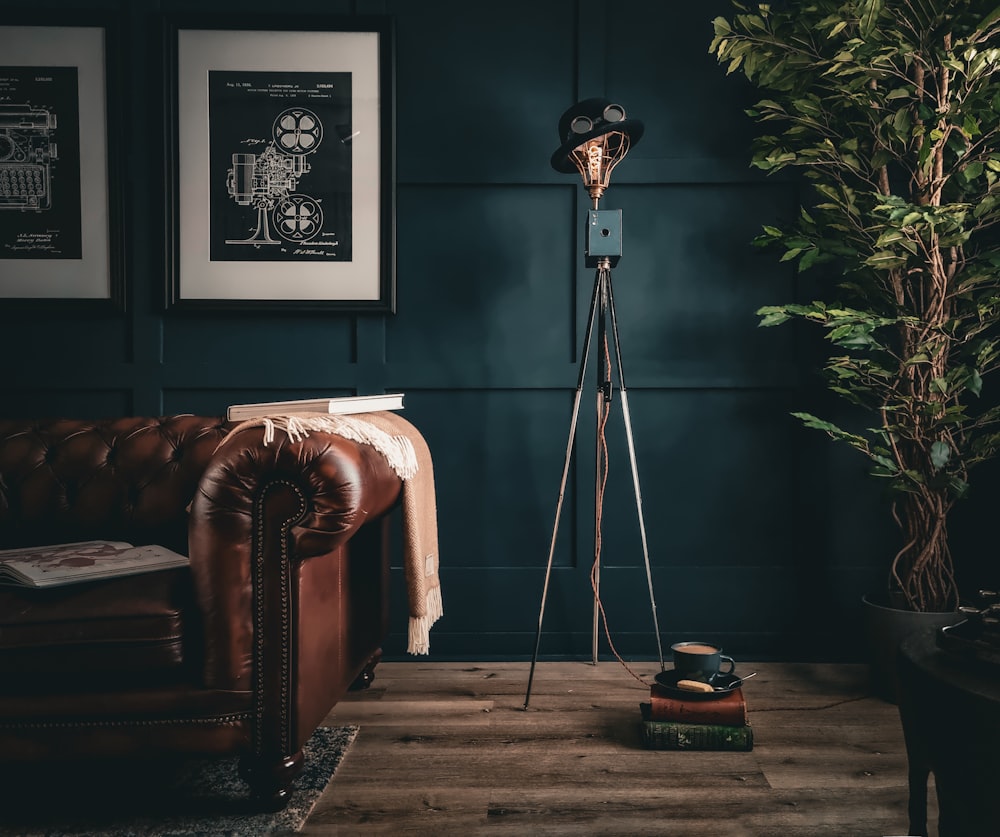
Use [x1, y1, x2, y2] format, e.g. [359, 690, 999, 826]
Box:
[550, 98, 644, 173]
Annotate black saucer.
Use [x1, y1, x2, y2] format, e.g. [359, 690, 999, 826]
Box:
[653, 670, 742, 701]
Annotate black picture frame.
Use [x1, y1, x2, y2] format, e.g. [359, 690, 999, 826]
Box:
[163, 14, 396, 313]
[0, 12, 126, 311]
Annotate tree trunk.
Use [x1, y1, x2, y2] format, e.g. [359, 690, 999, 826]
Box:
[891, 490, 958, 612]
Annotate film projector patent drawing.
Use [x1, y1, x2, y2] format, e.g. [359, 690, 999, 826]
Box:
[225, 106, 326, 245]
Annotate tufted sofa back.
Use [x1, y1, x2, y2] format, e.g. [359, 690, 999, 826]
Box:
[0, 416, 233, 554]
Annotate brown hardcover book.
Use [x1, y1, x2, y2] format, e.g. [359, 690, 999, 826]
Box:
[648, 684, 748, 726]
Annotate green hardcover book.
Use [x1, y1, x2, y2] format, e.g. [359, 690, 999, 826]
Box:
[639, 703, 754, 751]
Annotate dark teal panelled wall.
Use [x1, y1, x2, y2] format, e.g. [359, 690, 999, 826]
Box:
[0, 0, 918, 661]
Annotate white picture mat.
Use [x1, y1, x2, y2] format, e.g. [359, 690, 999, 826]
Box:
[177, 28, 382, 302]
[0, 26, 110, 299]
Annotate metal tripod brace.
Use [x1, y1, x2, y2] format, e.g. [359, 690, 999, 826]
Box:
[523, 208, 664, 709]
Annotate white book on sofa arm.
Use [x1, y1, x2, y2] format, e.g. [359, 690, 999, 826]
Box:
[226, 392, 405, 421]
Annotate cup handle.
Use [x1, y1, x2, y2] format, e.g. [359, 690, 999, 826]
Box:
[721, 655, 736, 674]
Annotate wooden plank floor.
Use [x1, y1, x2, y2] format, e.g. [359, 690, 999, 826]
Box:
[305, 661, 937, 836]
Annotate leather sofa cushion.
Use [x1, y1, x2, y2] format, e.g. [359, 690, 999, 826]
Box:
[0, 567, 194, 687]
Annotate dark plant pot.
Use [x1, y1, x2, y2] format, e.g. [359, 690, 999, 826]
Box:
[861, 594, 961, 703]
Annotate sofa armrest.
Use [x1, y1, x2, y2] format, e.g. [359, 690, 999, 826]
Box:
[187, 424, 402, 690]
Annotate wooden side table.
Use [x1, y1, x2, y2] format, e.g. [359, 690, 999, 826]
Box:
[897, 626, 1000, 837]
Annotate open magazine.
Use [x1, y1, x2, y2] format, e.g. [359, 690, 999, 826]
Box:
[0, 540, 189, 588]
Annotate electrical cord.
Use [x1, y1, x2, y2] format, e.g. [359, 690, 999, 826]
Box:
[592, 332, 651, 689]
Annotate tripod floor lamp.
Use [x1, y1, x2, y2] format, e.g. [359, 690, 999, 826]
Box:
[524, 99, 664, 709]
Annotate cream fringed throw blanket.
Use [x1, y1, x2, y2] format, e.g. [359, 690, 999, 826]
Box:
[224, 411, 442, 655]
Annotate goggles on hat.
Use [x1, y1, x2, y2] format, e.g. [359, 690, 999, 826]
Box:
[570, 104, 627, 135]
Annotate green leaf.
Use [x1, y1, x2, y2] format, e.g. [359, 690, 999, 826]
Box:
[859, 0, 883, 34]
[969, 368, 983, 396]
[758, 310, 791, 327]
[930, 441, 951, 470]
[799, 248, 821, 271]
[949, 477, 970, 499]
[865, 251, 908, 269]
[712, 16, 733, 37]
[872, 455, 898, 472]
[974, 196, 997, 218]
[827, 20, 848, 38]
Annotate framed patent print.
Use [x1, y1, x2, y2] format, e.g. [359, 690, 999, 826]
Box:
[163, 15, 396, 312]
[0, 15, 124, 309]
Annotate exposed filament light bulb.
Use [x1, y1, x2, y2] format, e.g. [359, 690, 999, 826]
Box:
[586, 142, 604, 182]
[566, 130, 631, 207]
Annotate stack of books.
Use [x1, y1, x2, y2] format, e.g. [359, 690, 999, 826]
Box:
[638, 681, 753, 751]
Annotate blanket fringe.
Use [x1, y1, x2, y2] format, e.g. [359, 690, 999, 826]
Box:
[408, 584, 444, 655]
[254, 414, 418, 479]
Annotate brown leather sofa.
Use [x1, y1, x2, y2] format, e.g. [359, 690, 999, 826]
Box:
[0, 415, 403, 808]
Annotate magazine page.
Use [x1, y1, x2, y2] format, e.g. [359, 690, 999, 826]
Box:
[0, 540, 189, 587]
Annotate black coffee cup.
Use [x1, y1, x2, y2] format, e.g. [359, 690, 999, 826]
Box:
[671, 641, 736, 683]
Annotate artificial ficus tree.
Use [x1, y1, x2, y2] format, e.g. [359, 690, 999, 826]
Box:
[711, 0, 1000, 611]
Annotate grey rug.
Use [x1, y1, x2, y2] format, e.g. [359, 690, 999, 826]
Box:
[0, 725, 358, 837]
